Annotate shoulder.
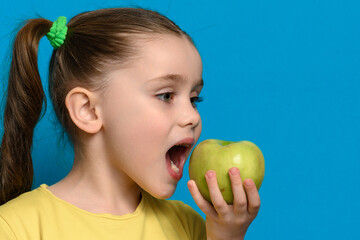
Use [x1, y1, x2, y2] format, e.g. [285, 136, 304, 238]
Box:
[0, 214, 16, 239]
[0, 184, 49, 220]
[0, 185, 50, 239]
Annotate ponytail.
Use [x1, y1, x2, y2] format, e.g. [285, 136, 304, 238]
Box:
[0, 18, 52, 205]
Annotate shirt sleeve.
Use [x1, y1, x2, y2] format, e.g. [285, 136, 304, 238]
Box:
[180, 202, 206, 240]
[0, 215, 16, 240]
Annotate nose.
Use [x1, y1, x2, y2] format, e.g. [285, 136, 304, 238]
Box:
[177, 99, 201, 129]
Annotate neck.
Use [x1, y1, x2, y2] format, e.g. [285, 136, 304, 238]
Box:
[48, 135, 142, 216]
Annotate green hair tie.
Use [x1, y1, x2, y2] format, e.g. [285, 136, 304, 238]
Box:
[46, 16, 68, 49]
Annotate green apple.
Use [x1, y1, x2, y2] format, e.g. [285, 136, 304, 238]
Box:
[189, 139, 265, 204]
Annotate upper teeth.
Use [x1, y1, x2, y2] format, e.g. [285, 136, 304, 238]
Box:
[175, 143, 190, 147]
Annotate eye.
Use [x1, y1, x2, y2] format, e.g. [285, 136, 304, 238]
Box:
[191, 96, 204, 108]
[156, 92, 174, 102]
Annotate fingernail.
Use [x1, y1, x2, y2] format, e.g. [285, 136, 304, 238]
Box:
[230, 167, 239, 176]
[245, 179, 253, 186]
[187, 180, 194, 188]
[206, 171, 214, 179]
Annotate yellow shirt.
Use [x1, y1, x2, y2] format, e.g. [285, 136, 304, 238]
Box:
[0, 184, 206, 239]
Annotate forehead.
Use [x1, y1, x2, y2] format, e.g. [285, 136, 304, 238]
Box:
[105, 34, 203, 92]
[134, 34, 203, 81]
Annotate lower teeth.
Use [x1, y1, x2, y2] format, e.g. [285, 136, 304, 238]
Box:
[170, 159, 179, 173]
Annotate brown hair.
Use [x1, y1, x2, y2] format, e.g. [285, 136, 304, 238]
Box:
[0, 8, 194, 205]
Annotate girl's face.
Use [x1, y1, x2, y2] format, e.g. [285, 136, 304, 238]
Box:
[99, 35, 203, 199]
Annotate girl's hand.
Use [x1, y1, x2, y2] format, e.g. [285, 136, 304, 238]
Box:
[187, 167, 260, 240]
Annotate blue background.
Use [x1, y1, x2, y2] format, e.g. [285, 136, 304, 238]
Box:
[1, 0, 360, 239]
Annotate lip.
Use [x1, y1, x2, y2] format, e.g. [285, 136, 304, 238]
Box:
[166, 137, 195, 180]
[174, 138, 195, 148]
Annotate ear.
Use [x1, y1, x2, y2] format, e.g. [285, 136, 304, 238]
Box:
[65, 87, 103, 134]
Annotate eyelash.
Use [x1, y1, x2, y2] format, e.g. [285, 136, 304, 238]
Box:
[156, 92, 204, 108]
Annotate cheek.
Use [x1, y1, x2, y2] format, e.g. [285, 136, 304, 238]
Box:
[195, 119, 202, 142]
[103, 98, 170, 152]
[127, 113, 169, 148]
[102, 108, 170, 173]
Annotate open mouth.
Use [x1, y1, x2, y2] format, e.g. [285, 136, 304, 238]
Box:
[166, 142, 193, 180]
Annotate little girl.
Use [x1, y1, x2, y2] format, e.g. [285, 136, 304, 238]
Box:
[0, 8, 260, 239]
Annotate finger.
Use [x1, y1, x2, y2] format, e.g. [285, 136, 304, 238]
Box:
[187, 180, 217, 218]
[205, 170, 229, 216]
[229, 167, 247, 215]
[243, 179, 261, 216]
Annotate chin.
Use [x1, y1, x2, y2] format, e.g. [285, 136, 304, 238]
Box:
[148, 186, 177, 199]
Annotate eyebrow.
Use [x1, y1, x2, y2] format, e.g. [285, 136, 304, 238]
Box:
[148, 74, 204, 89]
